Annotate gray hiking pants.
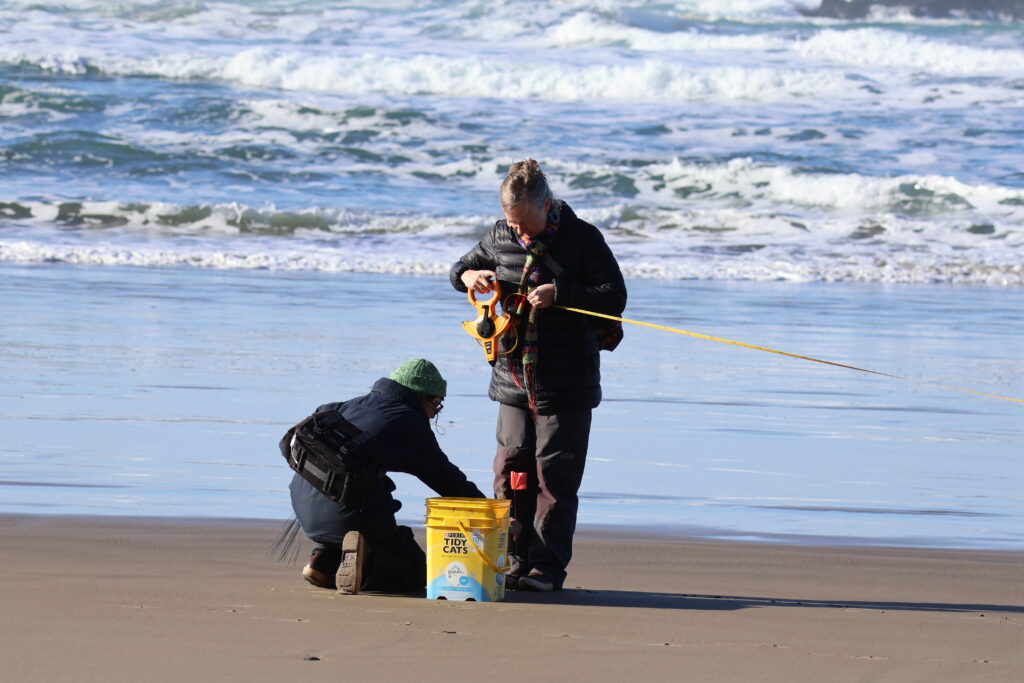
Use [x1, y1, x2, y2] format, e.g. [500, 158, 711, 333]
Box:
[493, 404, 592, 588]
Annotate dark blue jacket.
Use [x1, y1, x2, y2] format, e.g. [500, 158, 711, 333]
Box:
[289, 377, 485, 543]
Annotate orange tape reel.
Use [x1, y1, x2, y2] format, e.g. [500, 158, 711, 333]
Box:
[460, 280, 512, 362]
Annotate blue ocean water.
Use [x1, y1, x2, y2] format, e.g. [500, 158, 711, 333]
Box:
[1, 0, 1022, 283]
[1, 1, 1022, 547]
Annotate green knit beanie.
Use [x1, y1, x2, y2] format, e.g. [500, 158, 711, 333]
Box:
[388, 358, 447, 397]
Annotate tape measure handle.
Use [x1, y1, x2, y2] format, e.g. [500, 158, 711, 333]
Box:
[466, 279, 502, 312]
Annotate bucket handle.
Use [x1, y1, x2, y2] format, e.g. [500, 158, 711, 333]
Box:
[457, 521, 509, 574]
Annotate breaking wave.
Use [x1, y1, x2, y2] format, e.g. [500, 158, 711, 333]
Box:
[1, 48, 861, 104]
[1, 184, 1021, 285]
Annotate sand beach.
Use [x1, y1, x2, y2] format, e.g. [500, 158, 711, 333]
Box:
[2, 514, 1022, 682]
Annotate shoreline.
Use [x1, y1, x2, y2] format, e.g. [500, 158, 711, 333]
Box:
[6, 511, 1024, 554]
[2, 514, 1021, 681]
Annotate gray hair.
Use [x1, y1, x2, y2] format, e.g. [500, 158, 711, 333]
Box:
[499, 158, 552, 210]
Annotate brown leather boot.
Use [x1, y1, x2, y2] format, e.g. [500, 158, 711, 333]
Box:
[302, 544, 340, 589]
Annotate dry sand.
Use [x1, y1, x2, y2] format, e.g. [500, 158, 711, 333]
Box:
[1, 514, 1021, 682]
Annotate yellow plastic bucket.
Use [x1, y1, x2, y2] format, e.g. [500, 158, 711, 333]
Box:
[425, 497, 511, 602]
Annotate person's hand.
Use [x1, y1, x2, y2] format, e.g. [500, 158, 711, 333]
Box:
[461, 269, 497, 293]
[526, 283, 555, 309]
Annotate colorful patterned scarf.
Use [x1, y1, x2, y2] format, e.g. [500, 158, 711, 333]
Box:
[507, 202, 560, 416]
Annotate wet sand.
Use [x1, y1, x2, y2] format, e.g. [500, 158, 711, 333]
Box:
[1, 515, 1021, 682]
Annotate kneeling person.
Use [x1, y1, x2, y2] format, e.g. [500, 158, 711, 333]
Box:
[288, 359, 485, 594]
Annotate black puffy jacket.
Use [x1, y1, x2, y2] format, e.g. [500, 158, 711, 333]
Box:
[450, 201, 627, 413]
[289, 377, 485, 542]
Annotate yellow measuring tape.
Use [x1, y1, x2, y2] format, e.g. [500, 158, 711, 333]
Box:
[555, 305, 1024, 406]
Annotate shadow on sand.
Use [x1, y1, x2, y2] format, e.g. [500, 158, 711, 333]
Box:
[505, 589, 1024, 614]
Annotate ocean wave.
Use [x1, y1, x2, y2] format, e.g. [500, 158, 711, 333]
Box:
[4, 0, 1023, 110]
[2, 1, 1021, 288]
[795, 28, 1024, 75]
[0, 83, 103, 119]
[5, 159, 1022, 227]
[5, 39, 1021, 109]
[0, 0, 818, 29]
[5, 0, 1010, 32]
[0, 200, 489, 236]
[0, 239, 453, 275]
[0, 48, 857, 103]
[547, 14, 1024, 76]
[2, 236, 1019, 285]
[0, 0, 206, 18]
[2, 130, 180, 169]
[624, 157, 1024, 216]
[1, 193, 1021, 285]
[545, 12, 789, 51]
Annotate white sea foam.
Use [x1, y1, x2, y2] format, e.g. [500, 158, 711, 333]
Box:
[9, 157, 1023, 231]
[0, 47, 858, 103]
[0, 98, 73, 122]
[4, 0, 1023, 109]
[605, 0, 805, 23]
[546, 12, 788, 51]
[240, 100, 344, 133]
[636, 157, 1024, 215]
[1, 186, 1021, 285]
[0, 238, 453, 276]
[795, 28, 1024, 75]
[2, 234, 1019, 285]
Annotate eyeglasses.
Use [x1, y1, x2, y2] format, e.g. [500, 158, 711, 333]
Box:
[430, 397, 444, 413]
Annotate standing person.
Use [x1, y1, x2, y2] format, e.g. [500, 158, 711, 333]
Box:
[449, 159, 627, 591]
[288, 359, 485, 594]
